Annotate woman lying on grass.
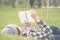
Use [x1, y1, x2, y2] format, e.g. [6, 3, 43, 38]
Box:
[1, 10, 60, 40]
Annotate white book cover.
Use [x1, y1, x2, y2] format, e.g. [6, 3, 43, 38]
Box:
[18, 10, 34, 23]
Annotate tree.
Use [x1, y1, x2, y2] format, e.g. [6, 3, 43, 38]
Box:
[9, 0, 16, 7]
[0, 0, 2, 4]
[29, 0, 35, 7]
[15, 0, 19, 10]
[53, 0, 58, 7]
[37, 0, 42, 7]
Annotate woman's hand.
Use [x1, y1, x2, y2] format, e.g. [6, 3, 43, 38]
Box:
[30, 10, 39, 22]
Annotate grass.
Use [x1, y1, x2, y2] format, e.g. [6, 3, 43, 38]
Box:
[0, 5, 60, 40]
[0, 34, 34, 40]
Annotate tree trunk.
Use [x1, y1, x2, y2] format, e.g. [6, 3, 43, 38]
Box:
[53, 0, 58, 7]
[37, 0, 42, 7]
[29, 0, 35, 7]
[15, 0, 19, 11]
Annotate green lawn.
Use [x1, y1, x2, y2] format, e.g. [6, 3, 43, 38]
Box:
[0, 34, 34, 40]
[0, 5, 60, 40]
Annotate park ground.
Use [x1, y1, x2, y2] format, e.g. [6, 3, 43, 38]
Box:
[0, 5, 60, 40]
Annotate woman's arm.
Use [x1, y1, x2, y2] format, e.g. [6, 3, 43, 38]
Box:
[30, 10, 52, 35]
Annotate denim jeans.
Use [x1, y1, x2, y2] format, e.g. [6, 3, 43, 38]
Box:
[50, 26, 60, 40]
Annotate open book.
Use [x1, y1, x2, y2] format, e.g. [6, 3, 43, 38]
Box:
[18, 10, 34, 23]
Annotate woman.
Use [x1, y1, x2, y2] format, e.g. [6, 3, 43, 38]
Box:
[1, 10, 60, 40]
[29, 10, 60, 40]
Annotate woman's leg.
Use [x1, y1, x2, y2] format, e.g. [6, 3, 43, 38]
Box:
[50, 25, 60, 35]
[53, 34, 60, 40]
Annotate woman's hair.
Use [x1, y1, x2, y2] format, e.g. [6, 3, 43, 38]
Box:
[1, 24, 19, 35]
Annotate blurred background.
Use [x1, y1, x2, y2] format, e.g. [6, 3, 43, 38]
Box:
[0, 0, 60, 31]
[0, 0, 60, 8]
